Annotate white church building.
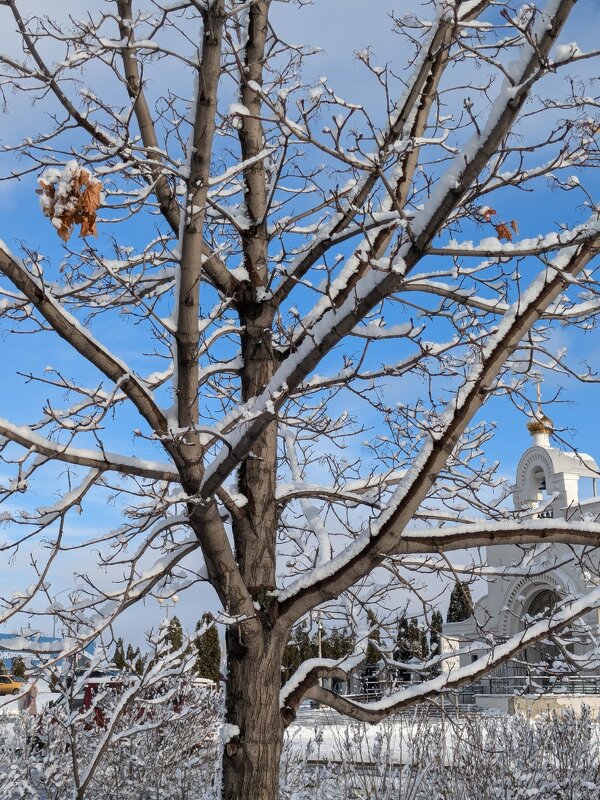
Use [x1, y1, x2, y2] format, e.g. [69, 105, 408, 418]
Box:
[443, 408, 600, 706]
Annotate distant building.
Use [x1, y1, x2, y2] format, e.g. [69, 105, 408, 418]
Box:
[443, 408, 600, 708]
[0, 628, 96, 672]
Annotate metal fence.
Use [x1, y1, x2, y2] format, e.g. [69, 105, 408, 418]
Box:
[470, 674, 600, 696]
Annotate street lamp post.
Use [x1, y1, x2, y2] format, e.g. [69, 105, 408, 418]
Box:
[158, 594, 179, 619]
[50, 588, 73, 638]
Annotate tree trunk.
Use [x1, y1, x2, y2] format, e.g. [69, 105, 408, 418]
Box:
[221, 628, 284, 800]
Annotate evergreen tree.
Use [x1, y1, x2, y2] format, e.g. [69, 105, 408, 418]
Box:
[193, 612, 221, 683]
[0, 660, 6, 675]
[365, 610, 381, 667]
[166, 615, 183, 653]
[282, 621, 355, 685]
[134, 655, 146, 676]
[126, 643, 137, 663]
[113, 638, 126, 670]
[281, 640, 300, 684]
[408, 618, 423, 660]
[361, 611, 382, 696]
[429, 610, 444, 675]
[322, 627, 353, 660]
[12, 656, 26, 678]
[447, 581, 473, 623]
[282, 621, 316, 683]
[420, 628, 430, 661]
[396, 616, 411, 682]
[298, 622, 318, 663]
[395, 616, 430, 681]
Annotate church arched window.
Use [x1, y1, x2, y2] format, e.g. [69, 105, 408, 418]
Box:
[524, 464, 554, 516]
[528, 465, 547, 497]
[523, 589, 562, 667]
[527, 589, 559, 620]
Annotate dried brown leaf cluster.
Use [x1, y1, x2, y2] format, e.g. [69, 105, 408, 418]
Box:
[495, 220, 519, 241]
[37, 164, 102, 242]
[481, 207, 519, 241]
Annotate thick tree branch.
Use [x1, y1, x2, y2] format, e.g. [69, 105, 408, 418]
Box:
[0, 242, 187, 467]
[116, 0, 181, 233]
[279, 227, 600, 620]
[267, 6, 460, 308]
[235, 0, 270, 289]
[397, 519, 600, 553]
[175, 0, 226, 474]
[0, 417, 179, 481]
[116, 0, 237, 296]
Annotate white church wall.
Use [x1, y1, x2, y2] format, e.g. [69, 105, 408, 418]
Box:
[440, 633, 461, 672]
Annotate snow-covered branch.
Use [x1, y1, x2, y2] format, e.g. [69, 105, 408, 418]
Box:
[305, 582, 600, 722]
[0, 416, 179, 480]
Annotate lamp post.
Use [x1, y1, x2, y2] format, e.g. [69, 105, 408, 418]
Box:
[50, 588, 73, 638]
[317, 614, 324, 697]
[158, 594, 179, 619]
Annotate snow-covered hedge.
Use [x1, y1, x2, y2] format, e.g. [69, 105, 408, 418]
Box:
[0, 681, 221, 800]
[1, 701, 599, 799]
[282, 708, 600, 800]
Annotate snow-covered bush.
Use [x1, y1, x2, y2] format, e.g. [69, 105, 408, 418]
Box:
[1, 703, 599, 799]
[281, 707, 600, 800]
[0, 680, 221, 800]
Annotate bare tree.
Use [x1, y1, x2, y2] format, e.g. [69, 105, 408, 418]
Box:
[0, 0, 599, 797]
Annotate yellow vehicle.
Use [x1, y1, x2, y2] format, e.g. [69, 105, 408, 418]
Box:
[0, 675, 23, 695]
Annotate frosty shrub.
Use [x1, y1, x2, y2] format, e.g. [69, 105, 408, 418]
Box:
[0, 681, 221, 800]
[1, 702, 600, 799]
[281, 707, 600, 800]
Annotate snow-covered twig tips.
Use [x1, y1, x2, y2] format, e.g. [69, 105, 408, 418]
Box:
[37, 161, 102, 242]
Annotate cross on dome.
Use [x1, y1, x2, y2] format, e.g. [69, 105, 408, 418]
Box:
[526, 376, 553, 443]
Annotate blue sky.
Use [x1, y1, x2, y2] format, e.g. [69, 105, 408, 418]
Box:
[0, 0, 599, 649]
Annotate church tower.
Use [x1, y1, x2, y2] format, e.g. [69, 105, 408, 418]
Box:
[513, 408, 597, 518]
[491, 409, 600, 642]
[443, 403, 600, 679]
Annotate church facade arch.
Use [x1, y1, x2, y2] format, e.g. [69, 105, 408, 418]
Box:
[514, 447, 555, 509]
[499, 573, 565, 639]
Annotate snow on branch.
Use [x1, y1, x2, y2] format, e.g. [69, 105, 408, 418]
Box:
[277, 223, 600, 612]
[0, 417, 179, 481]
[280, 649, 367, 719]
[283, 429, 332, 564]
[396, 518, 600, 554]
[266, 2, 460, 307]
[427, 225, 599, 258]
[0, 240, 174, 453]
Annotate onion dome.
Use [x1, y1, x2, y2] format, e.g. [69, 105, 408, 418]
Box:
[526, 413, 553, 436]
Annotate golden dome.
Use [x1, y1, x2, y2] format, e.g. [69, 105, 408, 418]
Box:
[527, 413, 553, 435]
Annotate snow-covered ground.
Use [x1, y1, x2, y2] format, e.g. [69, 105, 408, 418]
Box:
[285, 703, 600, 764]
[285, 705, 451, 763]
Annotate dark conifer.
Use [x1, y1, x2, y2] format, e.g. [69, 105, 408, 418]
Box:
[113, 638, 126, 670]
[447, 581, 473, 623]
[166, 615, 184, 653]
[193, 612, 221, 683]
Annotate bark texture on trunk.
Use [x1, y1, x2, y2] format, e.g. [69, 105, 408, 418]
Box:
[233, 308, 278, 595]
[221, 628, 284, 800]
